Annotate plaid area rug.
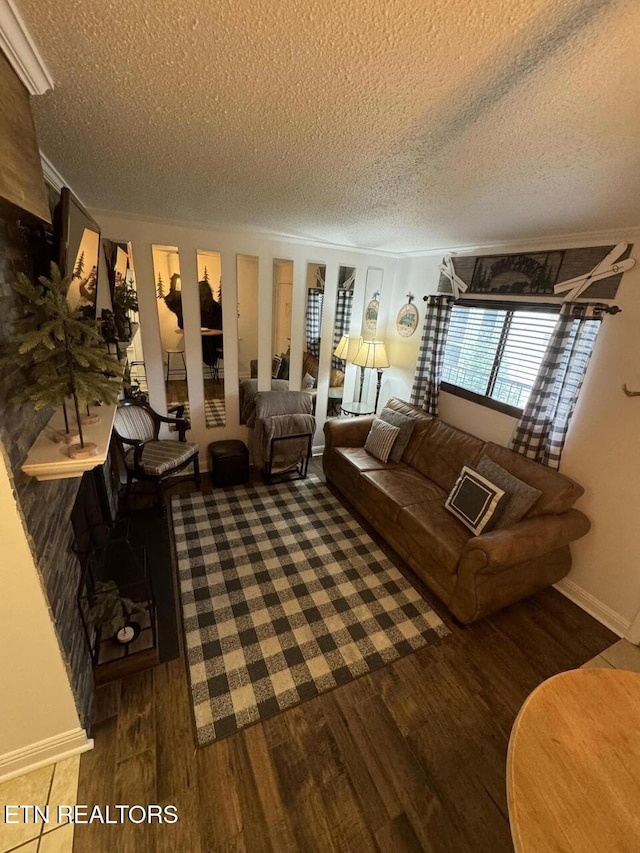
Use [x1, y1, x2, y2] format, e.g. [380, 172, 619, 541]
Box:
[172, 476, 450, 745]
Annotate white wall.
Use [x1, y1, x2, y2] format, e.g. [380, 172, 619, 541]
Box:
[0, 444, 90, 781]
[93, 210, 399, 454]
[381, 232, 640, 636]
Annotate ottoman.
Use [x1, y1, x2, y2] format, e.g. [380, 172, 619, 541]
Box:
[208, 439, 249, 487]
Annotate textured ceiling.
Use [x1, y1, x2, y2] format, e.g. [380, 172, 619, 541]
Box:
[17, 0, 640, 252]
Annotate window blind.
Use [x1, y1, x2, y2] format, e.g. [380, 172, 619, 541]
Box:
[442, 305, 558, 411]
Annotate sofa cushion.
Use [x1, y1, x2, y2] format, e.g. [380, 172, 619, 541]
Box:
[398, 500, 473, 574]
[360, 469, 447, 524]
[444, 465, 506, 535]
[332, 447, 405, 475]
[476, 455, 542, 528]
[379, 407, 417, 463]
[364, 418, 401, 463]
[408, 418, 485, 492]
[482, 442, 584, 517]
[383, 398, 435, 463]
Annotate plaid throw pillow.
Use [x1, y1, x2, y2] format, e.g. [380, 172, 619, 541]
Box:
[364, 418, 400, 463]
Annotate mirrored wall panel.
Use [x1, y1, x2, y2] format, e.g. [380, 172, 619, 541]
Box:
[152, 244, 190, 419]
[362, 267, 384, 337]
[272, 259, 293, 382]
[102, 240, 147, 399]
[301, 263, 325, 408]
[326, 266, 355, 417]
[196, 250, 225, 428]
[237, 255, 259, 383]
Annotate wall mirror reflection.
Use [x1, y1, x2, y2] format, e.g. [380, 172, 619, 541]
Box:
[102, 240, 146, 399]
[271, 259, 293, 382]
[238, 254, 259, 383]
[300, 263, 325, 409]
[55, 187, 101, 319]
[196, 250, 225, 428]
[363, 267, 384, 336]
[152, 244, 189, 419]
[327, 266, 355, 417]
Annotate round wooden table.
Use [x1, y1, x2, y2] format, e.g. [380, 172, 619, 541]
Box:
[507, 668, 640, 853]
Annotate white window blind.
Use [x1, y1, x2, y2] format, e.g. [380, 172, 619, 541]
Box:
[442, 305, 558, 411]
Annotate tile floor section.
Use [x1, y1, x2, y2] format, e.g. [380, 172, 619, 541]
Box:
[0, 640, 638, 852]
[0, 757, 79, 853]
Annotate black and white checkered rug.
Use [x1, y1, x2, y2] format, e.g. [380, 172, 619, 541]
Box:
[172, 476, 449, 745]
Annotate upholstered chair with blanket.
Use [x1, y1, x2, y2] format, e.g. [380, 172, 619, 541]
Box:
[252, 391, 315, 484]
[113, 399, 200, 508]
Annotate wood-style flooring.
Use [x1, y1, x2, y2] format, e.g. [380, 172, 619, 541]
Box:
[73, 462, 616, 853]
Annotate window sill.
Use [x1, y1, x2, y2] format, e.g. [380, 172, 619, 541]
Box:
[21, 404, 117, 481]
[440, 383, 523, 418]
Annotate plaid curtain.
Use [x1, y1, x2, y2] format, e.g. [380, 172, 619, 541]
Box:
[410, 296, 453, 415]
[305, 288, 323, 357]
[332, 287, 354, 369]
[511, 303, 602, 469]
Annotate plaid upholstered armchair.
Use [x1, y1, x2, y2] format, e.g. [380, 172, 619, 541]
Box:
[113, 400, 201, 507]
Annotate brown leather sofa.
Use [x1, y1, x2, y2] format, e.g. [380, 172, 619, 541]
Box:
[323, 398, 591, 623]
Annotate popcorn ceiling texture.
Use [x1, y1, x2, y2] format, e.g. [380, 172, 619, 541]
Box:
[18, 0, 640, 251]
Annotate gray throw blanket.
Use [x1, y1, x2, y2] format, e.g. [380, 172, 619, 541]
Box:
[262, 413, 316, 473]
[239, 379, 289, 426]
[252, 391, 315, 468]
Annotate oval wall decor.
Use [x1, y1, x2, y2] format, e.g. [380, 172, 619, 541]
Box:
[396, 302, 419, 337]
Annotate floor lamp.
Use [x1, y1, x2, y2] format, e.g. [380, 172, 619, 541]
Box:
[353, 340, 390, 412]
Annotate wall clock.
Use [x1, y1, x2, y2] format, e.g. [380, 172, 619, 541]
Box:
[396, 295, 419, 337]
[554, 242, 635, 301]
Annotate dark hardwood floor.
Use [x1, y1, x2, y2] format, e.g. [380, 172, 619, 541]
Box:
[73, 460, 616, 853]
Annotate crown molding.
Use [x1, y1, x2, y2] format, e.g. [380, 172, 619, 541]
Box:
[90, 207, 404, 258]
[400, 224, 640, 258]
[40, 150, 86, 206]
[0, 0, 53, 95]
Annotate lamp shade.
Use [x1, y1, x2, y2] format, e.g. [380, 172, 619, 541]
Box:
[353, 340, 390, 369]
[333, 335, 363, 362]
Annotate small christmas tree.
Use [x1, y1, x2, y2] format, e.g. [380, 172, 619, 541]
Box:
[9, 263, 122, 453]
[203, 266, 210, 285]
[156, 271, 165, 298]
[73, 250, 85, 279]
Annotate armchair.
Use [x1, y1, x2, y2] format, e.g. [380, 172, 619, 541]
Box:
[113, 399, 201, 507]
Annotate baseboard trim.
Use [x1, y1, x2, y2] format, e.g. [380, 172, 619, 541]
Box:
[0, 728, 93, 783]
[554, 578, 630, 638]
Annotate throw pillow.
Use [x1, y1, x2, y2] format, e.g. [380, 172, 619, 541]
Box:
[379, 407, 416, 463]
[364, 418, 401, 463]
[330, 367, 345, 387]
[476, 455, 542, 528]
[302, 372, 315, 389]
[445, 466, 506, 535]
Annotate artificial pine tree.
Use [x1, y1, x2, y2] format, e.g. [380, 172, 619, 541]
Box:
[9, 263, 122, 454]
[73, 250, 85, 278]
[156, 271, 165, 298]
[203, 266, 210, 285]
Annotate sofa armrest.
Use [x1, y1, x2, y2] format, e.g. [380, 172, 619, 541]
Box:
[323, 415, 375, 450]
[459, 510, 591, 577]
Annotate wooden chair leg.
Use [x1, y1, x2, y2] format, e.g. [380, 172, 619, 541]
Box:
[193, 454, 201, 489]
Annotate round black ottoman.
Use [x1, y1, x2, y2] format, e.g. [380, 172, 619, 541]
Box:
[208, 439, 249, 487]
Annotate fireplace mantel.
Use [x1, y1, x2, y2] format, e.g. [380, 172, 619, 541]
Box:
[21, 404, 117, 481]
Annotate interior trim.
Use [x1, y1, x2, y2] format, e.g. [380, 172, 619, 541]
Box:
[0, 0, 53, 95]
[0, 727, 93, 784]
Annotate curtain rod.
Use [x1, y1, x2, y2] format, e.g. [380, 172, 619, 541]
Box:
[422, 294, 622, 315]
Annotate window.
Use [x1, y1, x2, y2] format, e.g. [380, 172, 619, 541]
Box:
[441, 304, 559, 415]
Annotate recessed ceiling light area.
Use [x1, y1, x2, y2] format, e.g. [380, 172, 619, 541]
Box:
[16, 0, 640, 251]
